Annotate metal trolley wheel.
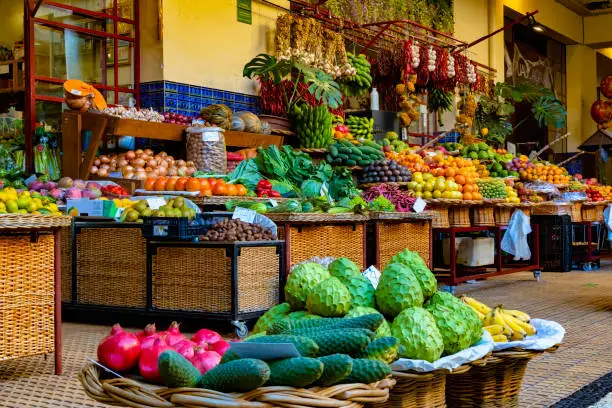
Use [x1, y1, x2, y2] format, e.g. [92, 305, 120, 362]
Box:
[533, 270, 541, 281]
[232, 320, 249, 338]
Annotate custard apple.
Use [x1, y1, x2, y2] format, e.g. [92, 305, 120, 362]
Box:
[375, 263, 424, 318]
[345, 307, 391, 339]
[388, 250, 437, 299]
[285, 263, 330, 310]
[329, 258, 361, 280]
[306, 277, 352, 317]
[253, 303, 291, 333]
[425, 292, 483, 355]
[391, 307, 444, 362]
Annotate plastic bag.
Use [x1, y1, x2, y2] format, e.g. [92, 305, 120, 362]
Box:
[501, 209, 531, 261]
[493, 319, 564, 351]
[186, 126, 226, 173]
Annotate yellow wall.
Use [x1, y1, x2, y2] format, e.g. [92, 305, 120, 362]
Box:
[584, 14, 612, 46]
[502, 0, 582, 43]
[0, 0, 24, 47]
[454, 0, 491, 67]
[161, 0, 287, 95]
[566, 45, 598, 151]
[140, 0, 163, 82]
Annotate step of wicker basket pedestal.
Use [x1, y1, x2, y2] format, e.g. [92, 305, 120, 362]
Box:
[449, 206, 471, 228]
[472, 206, 495, 227]
[581, 204, 605, 222]
[427, 206, 450, 228]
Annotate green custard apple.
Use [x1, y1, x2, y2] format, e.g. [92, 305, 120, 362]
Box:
[339, 274, 376, 308]
[391, 307, 444, 362]
[345, 306, 391, 339]
[425, 291, 483, 356]
[328, 257, 361, 280]
[387, 250, 437, 300]
[306, 277, 352, 317]
[253, 303, 291, 333]
[285, 262, 330, 310]
[375, 263, 424, 318]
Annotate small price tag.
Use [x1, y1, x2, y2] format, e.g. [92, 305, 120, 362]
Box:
[269, 199, 278, 207]
[146, 197, 166, 210]
[233, 207, 256, 223]
[230, 342, 299, 360]
[413, 197, 427, 213]
[320, 184, 329, 197]
[362, 266, 381, 289]
[202, 130, 221, 142]
[24, 175, 37, 187]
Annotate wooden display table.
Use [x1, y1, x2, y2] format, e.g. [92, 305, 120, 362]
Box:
[61, 110, 284, 180]
[0, 214, 71, 375]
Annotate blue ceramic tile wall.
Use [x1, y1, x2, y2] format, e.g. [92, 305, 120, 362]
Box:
[140, 81, 260, 116]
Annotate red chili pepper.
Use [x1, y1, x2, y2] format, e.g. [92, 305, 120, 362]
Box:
[257, 180, 272, 191]
[256, 190, 269, 198]
[269, 190, 281, 198]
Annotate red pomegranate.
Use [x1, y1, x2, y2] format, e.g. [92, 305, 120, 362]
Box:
[601, 74, 612, 99]
[590, 100, 612, 124]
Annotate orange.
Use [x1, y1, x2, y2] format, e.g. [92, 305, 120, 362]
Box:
[199, 178, 211, 191]
[144, 177, 156, 191]
[200, 188, 212, 197]
[226, 184, 238, 196]
[212, 183, 227, 196]
[445, 168, 456, 178]
[208, 178, 218, 188]
[455, 175, 466, 185]
[186, 178, 201, 192]
[473, 192, 483, 200]
[464, 184, 473, 193]
[153, 177, 167, 191]
[175, 177, 188, 191]
[463, 192, 473, 200]
[236, 184, 247, 196]
[165, 177, 178, 191]
[465, 176, 474, 185]
[216, 179, 226, 187]
[457, 184, 463, 193]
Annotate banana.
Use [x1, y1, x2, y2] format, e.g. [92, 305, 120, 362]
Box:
[502, 311, 537, 336]
[504, 309, 531, 323]
[482, 309, 495, 326]
[460, 296, 491, 315]
[492, 334, 509, 343]
[502, 312, 527, 340]
[484, 324, 504, 336]
[473, 309, 486, 321]
[491, 307, 507, 328]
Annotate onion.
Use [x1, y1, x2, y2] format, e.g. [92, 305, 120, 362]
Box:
[121, 165, 134, 176]
[124, 171, 134, 179]
[157, 167, 168, 176]
[135, 149, 144, 156]
[135, 171, 148, 180]
[176, 159, 186, 167]
[110, 158, 117, 168]
[100, 155, 111, 164]
[118, 158, 129, 168]
[126, 151, 136, 160]
[159, 159, 168, 168]
[145, 166, 153, 172]
[144, 149, 154, 156]
[147, 159, 157, 168]
[141, 153, 150, 161]
[94, 158, 101, 166]
[151, 169, 161, 176]
[101, 163, 110, 170]
[186, 167, 196, 176]
[90, 166, 98, 174]
[133, 158, 146, 168]
[178, 165, 188, 177]
[185, 161, 195, 168]
[159, 151, 168, 157]
[97, 168, 109, 177]
[167, 168, 178, 176]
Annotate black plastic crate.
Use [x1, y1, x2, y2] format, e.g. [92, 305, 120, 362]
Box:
[531, 215, 572, 272]
[142, 215, 206, 240]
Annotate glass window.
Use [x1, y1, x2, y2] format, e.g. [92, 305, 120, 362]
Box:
[52, 0, 113, 15]
[117, 0, 134, 19]
[36, 5, 111, 32]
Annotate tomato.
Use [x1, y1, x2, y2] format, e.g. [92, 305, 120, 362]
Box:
[225, 184, 238, 197]
[186, 178, 201, 192]
[165, 177, 178, 191]
[153, 177, 167, 191]
[199, 178, 211, 191]
[216, 179, 226, 187]
[175, 177, 188, 191]
[144, 178, 156, 191]
[200, 188, 212, 197]
[212, 183, 227, 196]
[208, 178, 218, 188]
[235, 184, 247, 196]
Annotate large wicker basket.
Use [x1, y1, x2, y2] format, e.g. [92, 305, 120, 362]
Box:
[449, 206, 471, 228]
[581, 203, 605, 222]
[427, 206, 450, 229]
[471, 206, 494, 227]
[370, 366, 470, 408]
[445, 347, 558, 408]
[79, 362, 395, 408]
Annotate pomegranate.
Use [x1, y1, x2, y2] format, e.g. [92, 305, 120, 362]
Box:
[591, 100, 612, 124]
[137, 323, 164, 349]
[97, 324, 141, 372]
[209, 339, 230, 356]
[601, 74, 612, 99]
[162, 321, 186, 346]
[191, 329, 223, 348]
[173, 339, 197, 360]
[189, 348, 221, 375]
[139, 337, 172, 383]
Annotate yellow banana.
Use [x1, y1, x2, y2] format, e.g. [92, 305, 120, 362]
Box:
[501, 324, 513, 337]
[502, 312, 527, 340]
[461, 296, 491, 315]
[484, 324, 504, 336]
[503, 312, 537, 336]
[492, 334, 508, 343]
[473, 309, 486, 321]
[491, 307, 507, 327]
[483, 309, 495, 326]
[504, 309, 531, 323]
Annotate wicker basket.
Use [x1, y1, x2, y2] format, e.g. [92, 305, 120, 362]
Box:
[569, 202, 583, 222]
[531, 202, 571, 216]
[581, 203, 605, 222]
[0, 234, 55, 361]
[60, 225, 72, 302]
[75, 227, 147, 308]
[445, 347, 558, 408]
[493, 206, 513, 226]
[370, 366, 470, 408]
[372, 218, 432, 269]
[471, 206, 495, 227]
[427, 206, 450, 229]
[79, 363, 395, 408]
[449, 206, 471, 228]
[152, 244, 281, 314]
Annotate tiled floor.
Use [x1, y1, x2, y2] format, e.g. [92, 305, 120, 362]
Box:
[0, 269, 610, 408]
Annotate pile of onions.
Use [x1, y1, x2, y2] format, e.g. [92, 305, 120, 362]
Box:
[90, 149, 197, 180]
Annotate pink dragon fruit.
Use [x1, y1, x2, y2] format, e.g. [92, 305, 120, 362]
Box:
[58, 177, 73, 188]
[28, 180, 44, 191]
[49, 188, 64, 200]
[65, 187, 82, 199]
[73, 179, 86, 190]
[82, 188, 102, 199]
[86, 182, 102, 190]
[43, 181, 57, 190]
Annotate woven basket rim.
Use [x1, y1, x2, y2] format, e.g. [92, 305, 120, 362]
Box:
[369, 211, 433, 220]
[582, 201, 608, 207]
[79, 362, 396, 408]
[359, 182, 411, 189]
[0, 213, 72, 229]
[470, 345, 560, 367]
[267, 213, 368, 223]
[391, 363, 471, 378]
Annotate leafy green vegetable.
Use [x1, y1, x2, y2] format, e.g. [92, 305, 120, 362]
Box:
[329, 167, 360, 200]
[227, 159, 261, 190]
[368, 196, 395, 212]
[301, 179, 326, 199]
[270, 179, 299, 197]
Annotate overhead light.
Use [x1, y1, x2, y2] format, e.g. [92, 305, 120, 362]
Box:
[528, 15, 544, 33]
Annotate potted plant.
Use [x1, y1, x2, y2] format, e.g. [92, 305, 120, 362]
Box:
[243, 54, 343, 131]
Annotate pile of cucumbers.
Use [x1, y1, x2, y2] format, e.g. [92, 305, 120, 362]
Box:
[293, 104, 334, 149]
[327, 139, 385, 167]
[346, 116, 374, 140]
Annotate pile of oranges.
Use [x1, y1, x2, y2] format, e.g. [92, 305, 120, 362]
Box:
[425, 156, 483, 200]
[144, 177, 248, 197]
[385, 151, 430, 173]
[520, 164, 571, 185]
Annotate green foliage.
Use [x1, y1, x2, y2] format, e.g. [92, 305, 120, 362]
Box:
[368, 195, 395, 212]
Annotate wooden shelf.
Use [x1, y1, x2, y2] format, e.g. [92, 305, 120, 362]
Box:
[61, 110, 285, 179]
[0, 87, 24, 94]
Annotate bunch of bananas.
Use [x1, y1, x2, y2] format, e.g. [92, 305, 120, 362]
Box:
[461, 296, 537, 343]
[339, 53, 372, 97]
[428, 88, 454, 126]
[346, 116, 374, 140]
[293, 104, 334, 148]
